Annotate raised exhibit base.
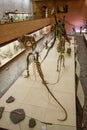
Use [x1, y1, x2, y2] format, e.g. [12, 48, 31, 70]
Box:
[0, 37, 76, 130]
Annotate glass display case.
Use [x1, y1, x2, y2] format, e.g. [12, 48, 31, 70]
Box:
[0, 11, 34, 24]
[0, 40, 24, 66]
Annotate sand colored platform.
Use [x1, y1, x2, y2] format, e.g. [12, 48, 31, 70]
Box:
[0, 37, 76, 130]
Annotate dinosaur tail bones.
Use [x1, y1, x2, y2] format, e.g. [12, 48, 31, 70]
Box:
[35, 52, 67, 121]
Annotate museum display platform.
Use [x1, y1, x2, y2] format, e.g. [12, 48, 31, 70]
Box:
[0, 37, 76, 130]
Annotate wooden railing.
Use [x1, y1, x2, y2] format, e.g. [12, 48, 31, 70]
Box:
[0, 18, 54, 47]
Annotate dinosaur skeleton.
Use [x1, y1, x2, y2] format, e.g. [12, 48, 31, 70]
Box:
[56, 35, 65, 71]
[18, 35, 37, 77]
[41, 9, 70, 70]
[41, 9, 71, 86]
[18, 34, 67, 121]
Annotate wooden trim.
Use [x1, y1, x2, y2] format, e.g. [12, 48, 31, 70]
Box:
[0, 38, 17, 47]
[0, 18, 52, 46]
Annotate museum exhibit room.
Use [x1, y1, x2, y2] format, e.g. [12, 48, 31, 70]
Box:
[0, 0, 87, 130]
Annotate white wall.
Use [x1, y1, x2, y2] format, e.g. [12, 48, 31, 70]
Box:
[0, 0, 33, 18]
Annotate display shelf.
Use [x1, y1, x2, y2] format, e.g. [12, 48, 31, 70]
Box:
[0, 49, 25, 69]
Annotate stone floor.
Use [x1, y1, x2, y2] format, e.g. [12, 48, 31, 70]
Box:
[76, 34, 87, 130]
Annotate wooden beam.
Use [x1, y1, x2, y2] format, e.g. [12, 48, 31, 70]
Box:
[0, 18, 53, 46]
